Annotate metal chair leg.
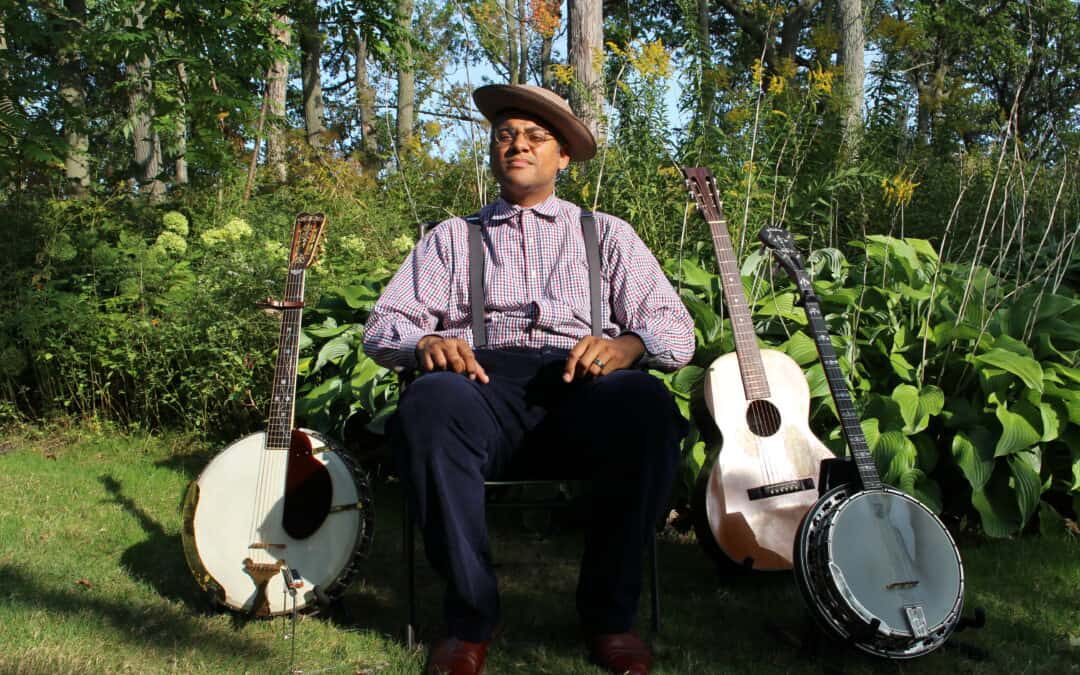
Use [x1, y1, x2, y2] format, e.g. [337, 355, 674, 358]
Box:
[649, 529, 660, 635]
[404, 490, 416, 650]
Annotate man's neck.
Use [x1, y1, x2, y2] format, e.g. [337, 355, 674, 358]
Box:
[500, 188, 555, 208]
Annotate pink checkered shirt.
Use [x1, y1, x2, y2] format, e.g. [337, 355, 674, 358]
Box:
[362, 194, 694, 371]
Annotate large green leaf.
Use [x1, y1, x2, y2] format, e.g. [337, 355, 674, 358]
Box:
[1048, 363, 1080, 386]
[891, 384, 943, 434]
[1008, 454, 1043, 527]
[338, 284, 380, 309]
[1038, 318, 1080, 346]
[677, 258, 716, 292]
[781, 331, 818, 366]
[889, 353, 915, 382]
[314, 335, 353, 373]
[974, 348, 1043, 393]
[348, 353, 384, 390]
[756, 293, 805, 323]
[671, 365, 705, 394]
[994, 402, 1041, 457]
[1044, 384, 1080, 425]
[680, 291, 722, 344]
[972, 465, 1022, 538]
[951, 428, 996, 491]
[899, 469, 943, 513]
[873, 430, 916, 483]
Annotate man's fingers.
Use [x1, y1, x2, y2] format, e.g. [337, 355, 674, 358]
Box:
[565, 337, 604, 382]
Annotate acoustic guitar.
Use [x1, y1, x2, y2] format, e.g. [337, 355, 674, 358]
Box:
[760, 226, 964, 658]
[181, 213, 374, 617]
[681, 167, 835, 571]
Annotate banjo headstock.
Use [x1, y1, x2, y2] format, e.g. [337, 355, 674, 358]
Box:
[288, 213, 327, 269]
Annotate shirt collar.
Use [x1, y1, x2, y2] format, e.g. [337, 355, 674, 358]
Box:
[488, 193, 564, 222]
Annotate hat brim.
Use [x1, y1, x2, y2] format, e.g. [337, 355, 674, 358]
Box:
[473, 85, 597, 162]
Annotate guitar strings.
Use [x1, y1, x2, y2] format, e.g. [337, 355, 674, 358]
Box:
[250, 259, 305, 567]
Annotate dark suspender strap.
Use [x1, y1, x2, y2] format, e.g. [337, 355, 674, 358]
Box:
[465, 214, 487, 347]
[580, 211, 603, 337]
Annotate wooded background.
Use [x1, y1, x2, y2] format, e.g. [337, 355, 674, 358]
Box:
[1, 0, 1078, 537]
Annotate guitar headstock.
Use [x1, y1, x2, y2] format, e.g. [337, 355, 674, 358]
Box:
[758, 226, 807, 282]
[289, 212, 327, 269]
[680, 166, 724, 224]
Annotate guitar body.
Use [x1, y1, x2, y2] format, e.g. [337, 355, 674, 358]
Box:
[181, 430, 374, 616]
[696, 349, 835, 570]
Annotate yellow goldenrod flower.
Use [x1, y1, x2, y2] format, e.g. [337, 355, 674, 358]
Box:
[810, 64, 834, 95]
[751, 59, 765, 87]
[881, 170, 920, 207]
[631, 40, 671, 79]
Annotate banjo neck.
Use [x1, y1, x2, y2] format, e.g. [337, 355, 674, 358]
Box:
[266, 263, 306, 452]
[759, 227, 881, 490]
[264, 213, 326, 453]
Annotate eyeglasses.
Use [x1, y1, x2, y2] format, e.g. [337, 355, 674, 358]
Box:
[492, 128, 557, 148]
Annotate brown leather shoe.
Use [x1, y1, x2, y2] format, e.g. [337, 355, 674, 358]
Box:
[425, 637, 489, 675]
[588, 631, 652, 675]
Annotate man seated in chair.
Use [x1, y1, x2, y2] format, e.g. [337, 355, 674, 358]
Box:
[362, 83, 694, 675]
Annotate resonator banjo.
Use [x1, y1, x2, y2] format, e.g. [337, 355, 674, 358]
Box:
[760, 226, 965, 658]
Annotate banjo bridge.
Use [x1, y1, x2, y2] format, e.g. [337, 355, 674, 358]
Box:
[747, 477, 815, 501]
[249, 542, 287, 550]
[887, 580, 920, 590]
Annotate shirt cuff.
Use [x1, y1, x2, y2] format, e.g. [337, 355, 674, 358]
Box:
[619, 330, 655, 368]
[398, 332, 440, 370]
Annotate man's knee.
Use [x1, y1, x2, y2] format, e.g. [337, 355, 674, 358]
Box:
[600, 370, 682, 427]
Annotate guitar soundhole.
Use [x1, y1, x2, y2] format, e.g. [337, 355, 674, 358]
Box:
[746, 400, 781, 437]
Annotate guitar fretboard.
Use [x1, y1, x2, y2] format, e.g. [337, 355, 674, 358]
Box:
[266, 263, 306, 451]
[706, 216, 771, 401]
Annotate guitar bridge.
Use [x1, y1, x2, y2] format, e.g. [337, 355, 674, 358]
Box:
[747, 478, 815, 501]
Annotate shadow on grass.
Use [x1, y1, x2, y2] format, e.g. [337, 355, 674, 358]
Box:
[99, 475, 207, 610]
[0, 563, 271, 661]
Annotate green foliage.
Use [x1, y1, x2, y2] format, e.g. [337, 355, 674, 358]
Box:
[295, 262, 399, 441]
[670, 234, 1079, 536]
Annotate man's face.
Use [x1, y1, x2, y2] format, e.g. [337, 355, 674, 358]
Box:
[489, 113, 571, 207]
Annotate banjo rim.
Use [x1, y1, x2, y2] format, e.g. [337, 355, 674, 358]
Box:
[794, 484, 964, 659]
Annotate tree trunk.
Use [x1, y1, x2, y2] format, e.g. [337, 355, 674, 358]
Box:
[266, 14, 290, 184]
[517, 0, 528, 85]
[355, 32, 379, 164]
[299, 2, 327, 150]
[504, 0, 520, 85]
[174, 61, 188, 185]
[836, 0, 864, 158]
[695, 0, 715, 132]
[540, 33, 555, 89]
[59, 0, 90, 196]
[127, 2, 165, 201]
[567, 0, 603, 139]
[395, 0, 415, 149]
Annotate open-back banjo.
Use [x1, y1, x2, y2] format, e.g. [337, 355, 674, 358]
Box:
[760, 226, 965, 658]
[181, 213, 374, 617]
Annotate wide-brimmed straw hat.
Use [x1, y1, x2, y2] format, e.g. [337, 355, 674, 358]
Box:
[473, 84, 597, 161]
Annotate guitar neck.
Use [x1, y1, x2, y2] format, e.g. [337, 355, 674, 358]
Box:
[266, 264, 306, 451]
[794, 275, 881, 489]
[708, 217, 771, 400]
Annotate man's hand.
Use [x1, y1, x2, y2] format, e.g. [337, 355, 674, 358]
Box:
[563, 334, 645, 383]
[415, 335, 490, 383]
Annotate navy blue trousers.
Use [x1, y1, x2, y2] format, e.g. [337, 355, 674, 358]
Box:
[390, 347, 686, 642]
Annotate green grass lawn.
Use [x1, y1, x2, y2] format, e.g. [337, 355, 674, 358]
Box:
[0, 427, 1077, 674]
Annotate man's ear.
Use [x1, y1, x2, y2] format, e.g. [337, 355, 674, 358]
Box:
[558, 149, 571, 170]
